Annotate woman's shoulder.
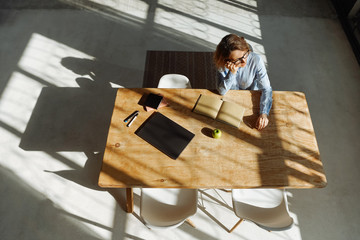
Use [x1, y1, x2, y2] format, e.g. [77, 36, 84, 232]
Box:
[248, 52, 266, 67]
[249, 51, 262, 62]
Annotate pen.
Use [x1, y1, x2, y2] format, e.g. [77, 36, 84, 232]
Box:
[124, 110, 139, 123]
[126, 112, 138, 127]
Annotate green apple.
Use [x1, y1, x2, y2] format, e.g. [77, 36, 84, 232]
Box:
[212, 128, 222, 139]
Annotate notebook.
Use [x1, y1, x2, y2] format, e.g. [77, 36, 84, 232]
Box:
[135, 112, 195, 159]
[193, 94, 245, 128]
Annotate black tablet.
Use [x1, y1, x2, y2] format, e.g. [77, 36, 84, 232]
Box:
[135, 112, 195, 159]
[144, 93, 163, 110]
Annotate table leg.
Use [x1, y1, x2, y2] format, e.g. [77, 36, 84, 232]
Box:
[126, 188, 134, 213]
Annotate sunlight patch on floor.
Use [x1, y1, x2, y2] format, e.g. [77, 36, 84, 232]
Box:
[18, 33, 94, 87]
[0, 33, 117, 239]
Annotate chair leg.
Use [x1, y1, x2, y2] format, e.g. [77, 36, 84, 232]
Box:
[229, 218, 244, 233]
[220, 189, 232, 193]
[185, 219, 196, 228]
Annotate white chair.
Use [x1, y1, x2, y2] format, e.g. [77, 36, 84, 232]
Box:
[157, 74, 192, 88]
[140, 188, 198, 229]
[230, 189, 293, 233]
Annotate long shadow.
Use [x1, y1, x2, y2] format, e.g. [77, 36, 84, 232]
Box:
[18, 85, 132, 212]
[20, 86, 117, 152]
[61, 57, 144, 88]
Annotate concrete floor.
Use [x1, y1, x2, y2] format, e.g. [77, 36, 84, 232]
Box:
[1, 0, 360, 239]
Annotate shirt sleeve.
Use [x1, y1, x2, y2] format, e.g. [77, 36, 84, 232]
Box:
[255, 56, 273, 115]
[259, 86, 273, 115]
[216, 69, 236, 95]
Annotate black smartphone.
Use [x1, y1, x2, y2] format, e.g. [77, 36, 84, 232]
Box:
[144, 93, 163, 110]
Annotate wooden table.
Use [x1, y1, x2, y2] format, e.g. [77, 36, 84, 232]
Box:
[98, 88, 327, 213]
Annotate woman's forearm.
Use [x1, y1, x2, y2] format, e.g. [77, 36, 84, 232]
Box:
[216, 70, 235, 95]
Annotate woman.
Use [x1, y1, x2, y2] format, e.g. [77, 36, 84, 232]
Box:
[214, 34, 272, 130]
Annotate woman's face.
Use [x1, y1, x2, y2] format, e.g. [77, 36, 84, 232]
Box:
[227, 49, 249, 68]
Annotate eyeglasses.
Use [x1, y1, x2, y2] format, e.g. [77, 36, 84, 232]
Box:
[226, 50, 250, 65]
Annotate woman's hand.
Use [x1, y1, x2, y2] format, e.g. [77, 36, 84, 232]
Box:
[256, 113, 269, 130]
[225, 61, 240, 74]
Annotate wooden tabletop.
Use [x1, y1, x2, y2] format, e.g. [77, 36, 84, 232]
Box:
[98, 88, 327, 189]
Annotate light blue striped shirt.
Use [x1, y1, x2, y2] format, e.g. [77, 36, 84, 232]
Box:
[216, 52, 273, 115]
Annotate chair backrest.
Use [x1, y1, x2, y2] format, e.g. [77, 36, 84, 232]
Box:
[232, 189, 293, 231]
[157, 74, 192, 88]
[140, 188, 198, 229]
